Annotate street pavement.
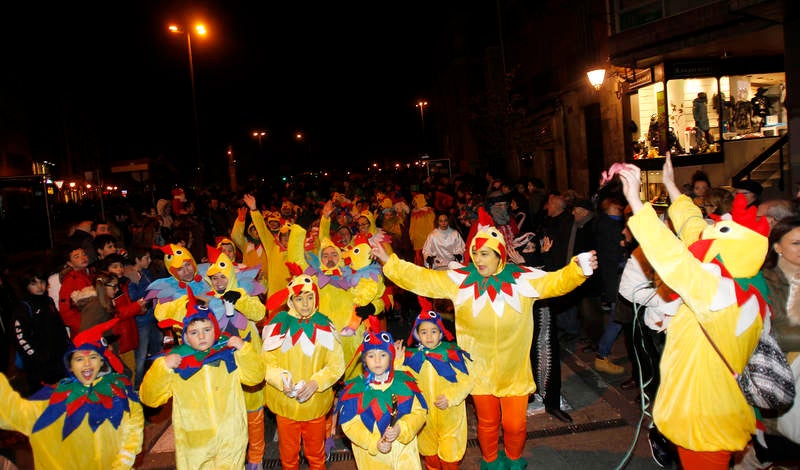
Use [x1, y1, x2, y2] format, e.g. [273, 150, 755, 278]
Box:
[134, 334, 672, 470]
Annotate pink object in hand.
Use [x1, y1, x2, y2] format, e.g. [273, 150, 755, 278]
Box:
[600, 162, 628, 186]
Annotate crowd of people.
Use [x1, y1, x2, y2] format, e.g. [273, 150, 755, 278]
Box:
[0, 163, 797, 469]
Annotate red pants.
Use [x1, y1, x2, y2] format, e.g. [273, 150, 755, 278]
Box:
[423, 454, 460, 469]
[276, 415, 327, 470]
[677, 446, 732, 470]
[471, 394, 528, 461]
[247, 408, 265, 465]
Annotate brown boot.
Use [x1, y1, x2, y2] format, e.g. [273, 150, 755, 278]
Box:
[595, 356, 624, 375]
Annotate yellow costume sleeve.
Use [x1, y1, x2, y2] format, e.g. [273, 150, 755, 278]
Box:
[253, 209, 277, 252]
[287, 223, 310, 269]
[231, 215, 247, 254]
[309, 338, 346, 391]
[113, 400, 145, 470]
[396, 395, 427, 444]
[263, 349, 286, 391]
[319, 214, 332, 242]
[234, 342, 266, 387]
[0, 372, 42, 434]
[442, 368, 475, 407]
[628, 202, 720, 319]
[154, 295, 189, 324]
[139, 357, 176, 408]
[342, 416, 382, 455]
[381, 254, 459, 299]
[668, 194, 708, 247]
[233, 289, 266, 322]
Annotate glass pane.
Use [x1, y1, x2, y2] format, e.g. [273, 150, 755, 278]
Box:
[719, 72, 786, 140]
[666, 77, 719, 154]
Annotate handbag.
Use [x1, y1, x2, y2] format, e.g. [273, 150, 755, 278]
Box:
[696, 319, 796, 411]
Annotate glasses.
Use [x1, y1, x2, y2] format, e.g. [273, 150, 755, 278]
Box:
[104, 283, 118, 288]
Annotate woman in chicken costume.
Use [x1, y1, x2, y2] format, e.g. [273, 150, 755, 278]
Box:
[0, 319, 144, 469]
[371, 207, 594, 469]
[613, 155, 771, 469]
[262, 272, 345, 469]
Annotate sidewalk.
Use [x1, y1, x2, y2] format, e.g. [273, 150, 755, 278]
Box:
[135, 335, 669, 469]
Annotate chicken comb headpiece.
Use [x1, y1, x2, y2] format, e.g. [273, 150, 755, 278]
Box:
[468, 207, 507, 274]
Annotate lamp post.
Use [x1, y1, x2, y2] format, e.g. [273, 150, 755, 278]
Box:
[252, 130, 267, 148]
[169, 23, 207, 185]
[415, 100, 429, 133]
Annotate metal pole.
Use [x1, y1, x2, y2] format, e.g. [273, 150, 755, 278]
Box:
[186, 32, 203, 185]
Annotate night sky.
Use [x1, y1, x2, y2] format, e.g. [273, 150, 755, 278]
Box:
[1, 2, 478, 183]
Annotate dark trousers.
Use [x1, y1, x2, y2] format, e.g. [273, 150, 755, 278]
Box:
[531, 300, 562, 409]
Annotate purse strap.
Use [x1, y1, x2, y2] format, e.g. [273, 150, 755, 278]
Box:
[693, 317, 738, 378]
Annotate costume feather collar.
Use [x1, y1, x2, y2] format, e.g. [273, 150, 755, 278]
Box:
[31, 373, 136, 439]
[336, 370, 427, 434]
[403, 342, 471, 383]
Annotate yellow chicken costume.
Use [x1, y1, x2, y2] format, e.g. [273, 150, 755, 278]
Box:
[401, 307, 474, 468]
[250, 209, 292, 317]
[230, 209, 270, 291]
[139, 289, 265, 470]
[379, 208, 588, 468]
[0, 320, 143, 469]
[409, 193, 435, 265]
[262, 273, 345, 469]
[626, 191, 770, 454]
[337, 331, 428, 470]
[203, 245, 268, 469]
[343, 233, 392, 375]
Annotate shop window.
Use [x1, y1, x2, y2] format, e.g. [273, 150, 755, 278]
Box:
[718, 72, 786, 140]
[666, 77, 720, 155]
[629, 81, 667, 159]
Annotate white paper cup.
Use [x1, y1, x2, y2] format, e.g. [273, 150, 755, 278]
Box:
[577, 252, 593, 276]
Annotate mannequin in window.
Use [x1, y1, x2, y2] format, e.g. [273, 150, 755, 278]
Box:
[692, 92, 714, 152]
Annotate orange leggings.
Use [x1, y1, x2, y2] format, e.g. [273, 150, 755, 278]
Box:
[471, 394, 528, 461]
[423, 454, 460, 469]
[677, 446, 732, 470]
[276, 415, 327, 470]
[246, 408, 265, 465]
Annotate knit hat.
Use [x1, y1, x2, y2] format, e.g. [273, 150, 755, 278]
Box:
[362, 330, 396, 382]
[64, 318, 124, 375]
[468, 207, 507, 274]
[408, 296, 454, 345]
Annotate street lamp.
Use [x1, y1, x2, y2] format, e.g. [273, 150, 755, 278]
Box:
[252, 130, 268, 148]
[415, 100, 429, 133]
[169, 22, 207, 185]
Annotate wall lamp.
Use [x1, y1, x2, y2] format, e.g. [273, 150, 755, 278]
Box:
[586, 65, 642, 99]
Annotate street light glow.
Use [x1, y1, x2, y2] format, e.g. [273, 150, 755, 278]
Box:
[195, 24, 207, 35]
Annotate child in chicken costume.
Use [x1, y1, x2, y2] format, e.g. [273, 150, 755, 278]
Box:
[262, 272, 345, 469]
[400, 301, 474, 469]
[337, 330, 428, 469]
[371, 207, 593, 469]
[203, 245, 267, 470]
[614, 156, 770, 469]
[139, 287, 265, 470]
[0, 319, 144, 469]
